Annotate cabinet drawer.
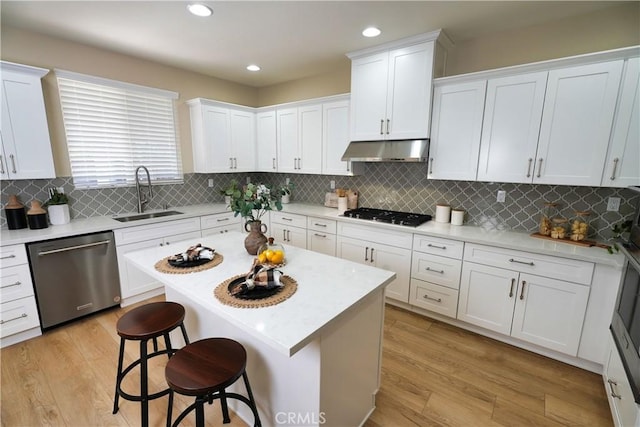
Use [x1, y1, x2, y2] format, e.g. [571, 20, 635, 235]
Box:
[0, 244, 28, 268]
[463, 243, 594, 285]
[0, 296, 40, 338]
[307, 217, 337, 234]
[413, 234, 464, 259]
[200, 212, 240, 230]
[271, 212, 307, 228]
[114, 217, 201, 245]
[411, 279, 459, 318]
[411, 252, 462, 289]
[338, 221, 413, 249]
[307, 230, 336, 256]
[201, 225, 239, 237]
[0, 264, 34, 302]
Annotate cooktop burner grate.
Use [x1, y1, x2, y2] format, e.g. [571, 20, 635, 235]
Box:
[342, 207, 432, 227]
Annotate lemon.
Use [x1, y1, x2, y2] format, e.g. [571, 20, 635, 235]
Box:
[270, 250, 284, 264]
[264, 249, 274, 262]
[257, 252, 267, 263]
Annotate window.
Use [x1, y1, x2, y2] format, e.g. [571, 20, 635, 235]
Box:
[56, 70, 183, 189]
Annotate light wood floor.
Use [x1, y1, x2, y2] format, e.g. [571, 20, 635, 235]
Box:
[1, 296, 612, 427]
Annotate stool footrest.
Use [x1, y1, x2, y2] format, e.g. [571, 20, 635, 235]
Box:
[170, 392, 261, 427]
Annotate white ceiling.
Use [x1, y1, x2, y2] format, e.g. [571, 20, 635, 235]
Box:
[1, 1, 628, 87]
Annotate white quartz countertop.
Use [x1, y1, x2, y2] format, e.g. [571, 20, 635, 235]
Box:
[124, 231, 395, 357]
[1, 202, 624, 267]
[0, 204, 230, 246]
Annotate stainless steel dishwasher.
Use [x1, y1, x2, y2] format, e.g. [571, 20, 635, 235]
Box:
[27, 231, 121, 329]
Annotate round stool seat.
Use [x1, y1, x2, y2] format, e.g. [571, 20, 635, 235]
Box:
[165, 338, 261, 426]
[166, 338, 246, 396]
[117, 302, 185, 340]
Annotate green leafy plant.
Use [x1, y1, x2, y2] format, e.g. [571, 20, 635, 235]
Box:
[220, 179, 241, 198]
[279, 181, 295, 196]
[612, 220, 632, 239]
[44, 188, 69, 206]
[607, 220, 633, 254]
[229, 182, 282, 222]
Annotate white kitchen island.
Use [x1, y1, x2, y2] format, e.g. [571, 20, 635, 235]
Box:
[125, 231, 395, 427]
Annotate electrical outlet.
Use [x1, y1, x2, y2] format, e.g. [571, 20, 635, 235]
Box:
[246, 176, 251, 184]
[285, 177, 290, 185]
[497, 190, 506, 203]
[207, 179, 213, 188]
[330, 180, 335, 190]
[607, 197, 621, 212]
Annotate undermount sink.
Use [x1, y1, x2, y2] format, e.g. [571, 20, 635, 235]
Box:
[113, 210, 183, 222]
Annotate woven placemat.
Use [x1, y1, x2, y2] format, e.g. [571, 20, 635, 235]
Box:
[214, 274, 297, 308]
[154, 253, 223, 274]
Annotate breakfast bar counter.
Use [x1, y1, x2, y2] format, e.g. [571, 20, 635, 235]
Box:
[125, 231, 396, 427]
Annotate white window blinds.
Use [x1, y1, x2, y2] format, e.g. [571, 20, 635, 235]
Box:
[56, 70, 183, 189]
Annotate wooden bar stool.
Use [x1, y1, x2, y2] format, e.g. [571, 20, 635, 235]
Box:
[165, 338, 261, 427]
[112, 301, 190, 427]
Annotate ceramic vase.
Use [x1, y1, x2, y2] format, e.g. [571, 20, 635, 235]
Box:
[244, 220, 268, 255]
[48, 204, 71, 225]
[281, 194, 290, 204]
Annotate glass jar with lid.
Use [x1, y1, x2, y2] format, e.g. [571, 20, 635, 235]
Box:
[539, 202, 558, 236]
[550, 217, 568, 239]
[570, 211, 590, 241]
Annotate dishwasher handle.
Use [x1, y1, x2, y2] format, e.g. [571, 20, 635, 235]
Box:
[38, 240, 111, 256]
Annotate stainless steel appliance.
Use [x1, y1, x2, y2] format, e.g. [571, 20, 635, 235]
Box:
[611, 186, 640, 404]
[343, 207, 432, 227]
[341, 139, 429, 162]
[27, 231, 121, 329]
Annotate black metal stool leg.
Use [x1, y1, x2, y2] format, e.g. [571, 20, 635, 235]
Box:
[179, 323, 190, 345]
[166, 389, 174, 427]
[164, 332, 173, 359]
[219, 388, 231, 424]
[195, 396, 206, 427]
[242, 372, 262, 427]
[140, 339, 149, 427]
[112, 337, 126, 414]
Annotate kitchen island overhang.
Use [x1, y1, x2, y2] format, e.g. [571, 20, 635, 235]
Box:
[124, 231, 395, 427]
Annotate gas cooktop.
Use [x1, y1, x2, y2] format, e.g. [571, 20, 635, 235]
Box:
[342, 207, 432, 227]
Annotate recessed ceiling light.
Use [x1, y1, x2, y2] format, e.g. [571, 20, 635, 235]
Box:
[246, 64, 261, 72]
[187, 3, 212, 17]
[362, 27, 381, 37]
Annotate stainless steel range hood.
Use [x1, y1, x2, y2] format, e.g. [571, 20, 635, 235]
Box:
[341, 139, 429, 162]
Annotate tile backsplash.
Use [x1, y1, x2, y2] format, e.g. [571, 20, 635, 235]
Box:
[1, 163, 637, 242]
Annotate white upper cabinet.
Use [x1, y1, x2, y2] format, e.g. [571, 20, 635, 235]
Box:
[476, 72, 548, 183]
[256, 109, 277, 172]
[277, 104, 322, 174]
[428, 80, 486, 181]
[602, 57, 640, 187]
[534, 60, 623, 186]
[188, 99, 256, 173]
[348, 31, 447, 142]
[0, 61, 55, 180]
[322, 98, 363, 176]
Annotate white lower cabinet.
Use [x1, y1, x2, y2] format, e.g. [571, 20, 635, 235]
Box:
[337, 223, 412, 303]
[603, 334, 640, 427]
[409, 235, 463, 318]
[0, 244, 41, 347]
[201, 211, 242, 236]
[114, 217, 201, 305]
[270, 212, 307, 249]
[458, 244, 593, 356]
[306, 217, 337, 256]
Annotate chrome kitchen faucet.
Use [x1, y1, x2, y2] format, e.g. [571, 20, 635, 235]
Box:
[135, 165, 153, 213]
